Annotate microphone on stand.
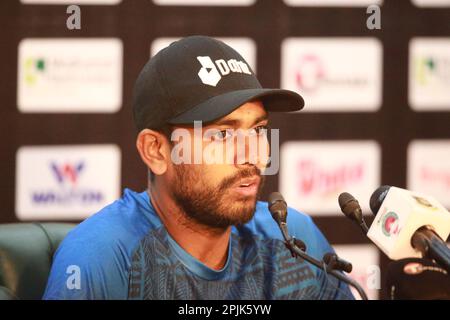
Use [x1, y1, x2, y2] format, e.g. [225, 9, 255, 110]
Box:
[323, 253, 353, 274]
[338, 192, 370, 234]
[268, 192, 306, 252]
[268, 192, 368, 300]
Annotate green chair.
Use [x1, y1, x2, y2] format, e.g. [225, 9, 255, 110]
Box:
[0, 223, 76, 300]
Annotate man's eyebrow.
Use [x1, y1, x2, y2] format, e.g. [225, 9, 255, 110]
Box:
[211, 114, 269, 127]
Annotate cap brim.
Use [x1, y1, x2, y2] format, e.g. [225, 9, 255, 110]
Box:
[168, 88, 305, 125]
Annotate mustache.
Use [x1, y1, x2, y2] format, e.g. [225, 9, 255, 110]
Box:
[219, 166, 262, 191]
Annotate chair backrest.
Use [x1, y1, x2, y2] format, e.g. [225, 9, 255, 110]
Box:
[0, 223, 76, 300]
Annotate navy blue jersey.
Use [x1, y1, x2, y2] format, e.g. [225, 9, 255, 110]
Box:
[43, 189, 354, 300]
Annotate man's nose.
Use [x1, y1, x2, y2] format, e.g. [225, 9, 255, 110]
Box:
[233, 129, 269, 168]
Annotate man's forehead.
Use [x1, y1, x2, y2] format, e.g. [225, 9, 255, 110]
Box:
[212, 100, 268, 125]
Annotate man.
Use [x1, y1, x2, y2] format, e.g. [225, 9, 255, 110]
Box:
[44, 36, 354, 300]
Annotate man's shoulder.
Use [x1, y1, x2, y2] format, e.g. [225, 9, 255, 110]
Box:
[56, 188, 159, 261]
[44, 189, 159, 299]
[55, 189, 160, 272]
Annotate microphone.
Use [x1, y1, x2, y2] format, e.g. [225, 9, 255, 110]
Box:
[367, 186, 450, 273]
[268, 192, 307, 251]
[268, 192, 288, 225]
[268, 192, 368, 300]
[369, 185, 390, 214]
[323, 253, 353, 274]
[338, 192, 369, 234]
[386, 258, 450, 300]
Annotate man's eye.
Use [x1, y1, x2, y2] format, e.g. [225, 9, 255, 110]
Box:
[250, 125, 269, 136]
[212, 129, 233, 141]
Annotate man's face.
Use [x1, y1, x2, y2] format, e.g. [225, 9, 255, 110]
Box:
[166, 100, 269, 229]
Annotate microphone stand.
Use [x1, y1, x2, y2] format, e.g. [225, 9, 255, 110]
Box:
[277, 221, 369, 300]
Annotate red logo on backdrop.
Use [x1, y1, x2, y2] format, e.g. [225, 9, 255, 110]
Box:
[295, 55, 325, 92]
[421, 167, 450, 189]
[296, 160, 364, 196]
[51, 162, 84, 186]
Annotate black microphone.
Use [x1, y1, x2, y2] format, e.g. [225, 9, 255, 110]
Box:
[338, 192, 369, 233]
[268, 192, 307, 252]
[323, 253, 353, 274]
[369, 185, 390, 215]
[268, 192, 288, 225]
[268, 192, 368, 300]
[386, 258, 450, 300]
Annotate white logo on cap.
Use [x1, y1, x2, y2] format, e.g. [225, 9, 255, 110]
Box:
[197, 56, 252, 87]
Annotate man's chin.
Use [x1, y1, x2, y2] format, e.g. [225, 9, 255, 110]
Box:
[222, 201, 257, 226]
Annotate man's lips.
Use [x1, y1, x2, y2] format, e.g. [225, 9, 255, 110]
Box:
[233, 176, 260, 196]
[236, 176, 260, 187]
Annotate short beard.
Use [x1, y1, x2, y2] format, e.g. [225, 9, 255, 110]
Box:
[171, 165, 265, 230]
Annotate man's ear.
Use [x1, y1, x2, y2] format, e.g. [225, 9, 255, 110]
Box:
[136, 129, 170, 176]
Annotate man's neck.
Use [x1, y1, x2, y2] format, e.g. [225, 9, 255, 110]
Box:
[148, 186, 231, 271]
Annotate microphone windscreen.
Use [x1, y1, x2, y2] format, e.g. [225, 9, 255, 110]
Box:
[369, 185, 391, 215]
[268, 192, 286, 212]
[338, 192, 361, 221]
[338, 192, 354, 209]
[268, 192, 285, 207]
[386, 258, 450, 300]
[268, 192, 287, 224]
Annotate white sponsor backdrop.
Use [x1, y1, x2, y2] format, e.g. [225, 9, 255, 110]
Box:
[17, 38, 123, 113]
[409, 38, 450, 111]
[333, 244, 380, 300]
[280, 141, 381, 216]
[151, 37, 257, 73]
[153, 0, 256, 5]
[407, 140, 450, 209]
[4, 1, 449, 300]
[411, 0, 450, 7]
[281, 38, 382, 112]
[21, 0, 121, 3]
[284, 0, 383, 6]
[15, 145, 121, 220]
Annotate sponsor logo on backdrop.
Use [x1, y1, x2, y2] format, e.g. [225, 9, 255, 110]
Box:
[33, 161, 103, 205]
[151, 37, 257, 73]
[153, 0, 255, 5]
[281, 38, 382, 112]
[295, 55, 325, 92]
[333, 244, 380, 300]
[411, 0, 450, 7]
[280, 141, 380, 216]
[284, 0, 383, 7]
[409, 38, 450, 111]
[407, 140, 450, 209]
[21, 0, 121, 4]
[15, 145, 121, 220]
[17, 38, 123, 113]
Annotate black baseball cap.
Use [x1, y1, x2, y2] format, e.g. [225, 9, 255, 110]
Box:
[132, 35, 304, 131]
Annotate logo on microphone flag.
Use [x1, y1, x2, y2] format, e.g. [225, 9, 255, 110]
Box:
[381, 211, 400, 237]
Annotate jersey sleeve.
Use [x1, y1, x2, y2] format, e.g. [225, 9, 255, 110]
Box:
[43, 222, 130, 300]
